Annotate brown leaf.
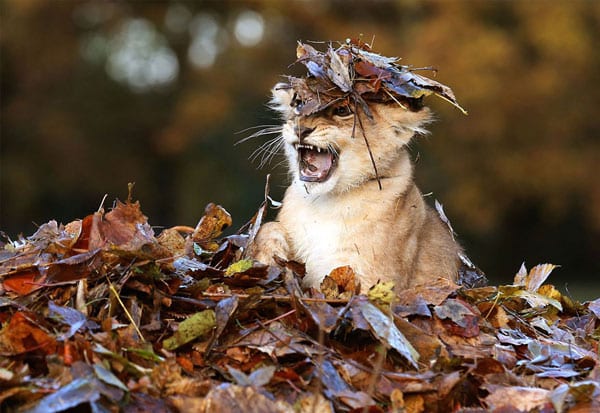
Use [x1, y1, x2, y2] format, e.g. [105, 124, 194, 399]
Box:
[526, 264, 559, 292]
[71, 213, 95, 251]
[434, 299, 480, 337]
[97, 200, 168, 258]
[472, 357, 506, 377]
[46, 248, 100, 282]
[99, 201, 149, 245]
[191, 203, 232, 243]
[393, 315, 448, 362]
[397, 278, 459, 306]
[298, 299, 342, 333]
[125, 393, 173, 412]
[393, 292, 432, 318]
[157, 227, 187, 257]
[205, 295, 239, 353]
[27, 220, 81, 255]
[233, 322, 309, 359]
[477, 303, 510, 329]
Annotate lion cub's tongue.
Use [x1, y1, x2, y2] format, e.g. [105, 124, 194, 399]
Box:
[299, 148, 333, 182]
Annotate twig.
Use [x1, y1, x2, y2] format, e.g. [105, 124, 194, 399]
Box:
[108, 279, 146, 342]
[199, 292, 350, 305]
[355, 105, 382, 190]
[168, 225, 196, 234]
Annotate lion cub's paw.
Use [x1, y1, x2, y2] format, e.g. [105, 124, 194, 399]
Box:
[247, 221, 290, 266]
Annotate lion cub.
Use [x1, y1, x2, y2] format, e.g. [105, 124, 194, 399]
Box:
[248, 82, 462, 292]
[247, 39, 467, 291]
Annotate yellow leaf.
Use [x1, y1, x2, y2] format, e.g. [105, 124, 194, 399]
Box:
[368, 281, 395, 306]
[225, 259, 254, 276]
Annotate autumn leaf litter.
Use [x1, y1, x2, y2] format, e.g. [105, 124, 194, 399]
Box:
[0, 193, 598, 413]
[1, 40, 600, 412]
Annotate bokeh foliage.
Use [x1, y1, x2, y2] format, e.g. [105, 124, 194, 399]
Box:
[1, 0, 599, 297]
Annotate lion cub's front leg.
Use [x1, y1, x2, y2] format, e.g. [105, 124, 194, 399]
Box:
[247, 221, 291, 266]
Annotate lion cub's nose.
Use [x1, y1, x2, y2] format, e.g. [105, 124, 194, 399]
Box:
[294, 125, 314, 140]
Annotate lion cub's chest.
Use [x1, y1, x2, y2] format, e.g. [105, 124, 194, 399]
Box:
[280, 188, 393, 285]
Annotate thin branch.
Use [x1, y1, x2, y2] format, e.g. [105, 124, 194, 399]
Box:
[354, 99, 382, 190]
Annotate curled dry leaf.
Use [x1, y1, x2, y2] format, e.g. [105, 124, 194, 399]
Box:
[327, 265, 360, 295]
[187, 203, 233, 253]
[513, 262, 559, 292]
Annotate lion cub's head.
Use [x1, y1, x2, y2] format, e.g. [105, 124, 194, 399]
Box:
[271, 83, 431, 195]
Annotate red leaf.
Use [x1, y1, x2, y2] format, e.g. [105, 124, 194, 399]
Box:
[2, 269, 45, 295]
[354, 60, 391, 81]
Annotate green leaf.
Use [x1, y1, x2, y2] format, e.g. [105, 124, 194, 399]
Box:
[163, 309, 216, 350]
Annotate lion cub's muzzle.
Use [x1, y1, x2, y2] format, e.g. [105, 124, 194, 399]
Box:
[294, 143, 337, 182]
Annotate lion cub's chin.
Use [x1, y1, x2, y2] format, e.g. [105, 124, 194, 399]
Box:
[293, 174, 339, 196]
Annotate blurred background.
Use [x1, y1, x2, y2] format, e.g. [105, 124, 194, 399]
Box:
[2, 0, 599, 299]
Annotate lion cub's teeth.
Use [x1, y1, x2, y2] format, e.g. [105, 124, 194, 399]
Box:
[296, 143, 327, 153]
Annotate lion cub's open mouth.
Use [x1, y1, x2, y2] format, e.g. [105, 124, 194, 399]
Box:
[295, 144, 337, 182]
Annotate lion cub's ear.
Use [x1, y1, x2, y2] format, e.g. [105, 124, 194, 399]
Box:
[270, 82, 295, 118]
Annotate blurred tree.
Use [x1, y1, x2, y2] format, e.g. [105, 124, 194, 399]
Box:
[1, 0, 599, 298]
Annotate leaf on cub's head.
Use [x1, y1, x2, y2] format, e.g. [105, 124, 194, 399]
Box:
[288, 38, 467, 116]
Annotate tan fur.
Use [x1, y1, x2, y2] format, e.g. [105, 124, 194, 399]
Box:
[248, 84, 461, 291]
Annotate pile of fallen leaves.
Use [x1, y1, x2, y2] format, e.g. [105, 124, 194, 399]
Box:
[0, 192, 599, 412]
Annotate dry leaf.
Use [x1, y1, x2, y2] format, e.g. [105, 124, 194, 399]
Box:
[484, 385, 551, 411]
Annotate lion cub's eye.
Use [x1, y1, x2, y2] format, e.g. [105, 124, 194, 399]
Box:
[332, 105, 353, 117]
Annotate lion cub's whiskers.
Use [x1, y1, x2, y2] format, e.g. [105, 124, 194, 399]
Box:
[238, 125, 285, 169]
[250, 135, 284, 169]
